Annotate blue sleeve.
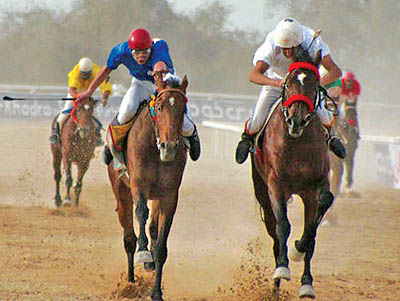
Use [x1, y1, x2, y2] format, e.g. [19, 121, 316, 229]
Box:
[106, 42, 126, 70]
[152, 40, 174, 73]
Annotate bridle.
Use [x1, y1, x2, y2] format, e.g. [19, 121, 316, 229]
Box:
[148, 88, 188, 150]
[280, 61, 322, 123]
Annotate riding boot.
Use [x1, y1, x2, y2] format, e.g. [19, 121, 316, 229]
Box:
[325, 127, 347, 159]
[49, 121, 61, 144]
[235, 132, 255, 164]
[185, 126, 201, 161]
[104, 119, 135, 172]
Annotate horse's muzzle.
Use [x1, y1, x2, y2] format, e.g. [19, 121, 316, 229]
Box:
[159, 141, 179, 162]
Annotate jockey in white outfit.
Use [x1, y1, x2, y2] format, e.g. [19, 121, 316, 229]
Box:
[235, 18, 346, 164]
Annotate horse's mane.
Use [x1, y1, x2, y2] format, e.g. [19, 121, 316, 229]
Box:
[293, 45, 315, 65]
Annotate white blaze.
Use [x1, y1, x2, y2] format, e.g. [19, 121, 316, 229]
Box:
[297, 72, 306, 86]
[169, 97, 175, 106]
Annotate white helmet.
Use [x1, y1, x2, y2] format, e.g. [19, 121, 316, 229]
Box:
[274, 18, 303, 48]
[78, 57, 93, 73]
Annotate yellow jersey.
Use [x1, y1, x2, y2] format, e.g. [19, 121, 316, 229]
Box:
[68, 62, 112, 94]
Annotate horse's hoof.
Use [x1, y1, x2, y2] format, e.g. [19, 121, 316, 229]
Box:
[299, 284, 315, 299]
[289, 245, 305, 262]
[54, 197, 62, 208]
[144, 261, 155, 271]
[151, 295, 164, 301]
[134, 250, 153, 264]
[272, 267, 290, 281]
[62, 199, 72, 207]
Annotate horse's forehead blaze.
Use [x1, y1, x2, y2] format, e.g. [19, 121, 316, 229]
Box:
[169, 97, 175, 106]
[84, 104, 90, 110]
[297, 72, 307, 86]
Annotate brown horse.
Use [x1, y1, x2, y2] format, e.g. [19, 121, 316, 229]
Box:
[250, 48, 334, 299]
[107, 72, 188, 301]
[330, 101, 360, 197]
[51, 98, 98, 207]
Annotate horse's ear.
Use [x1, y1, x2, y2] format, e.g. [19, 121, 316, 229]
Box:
[315, 50, 322, 67]
[180, 75, 188, 93]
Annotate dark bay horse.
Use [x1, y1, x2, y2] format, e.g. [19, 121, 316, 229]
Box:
[251, 48, 334, 299]
[107, 72, 188, 301]
[51, 98, 98, 207]
[330, 101, 360, 197]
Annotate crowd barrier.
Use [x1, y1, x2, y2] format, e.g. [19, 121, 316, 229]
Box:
[1, 84, 399, 188]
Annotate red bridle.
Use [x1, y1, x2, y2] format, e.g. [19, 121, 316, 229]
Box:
[282, 62, 320, 113]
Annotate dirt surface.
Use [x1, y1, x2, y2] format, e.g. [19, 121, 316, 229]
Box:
[1, 119, 399, 301]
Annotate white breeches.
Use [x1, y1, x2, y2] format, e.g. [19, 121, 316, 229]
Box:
[118, 77, 195, 136]
[57, 93, 74, 124]
[246, 85, 335, 134]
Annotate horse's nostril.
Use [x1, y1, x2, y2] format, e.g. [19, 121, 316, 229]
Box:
[287, 118, 293, 126]
[160, 142, 166, 149]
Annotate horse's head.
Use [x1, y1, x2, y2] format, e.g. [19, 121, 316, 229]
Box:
[73, 97, 98, 139]
[152, 72, 188, 162]
[282, 47, 321, 138]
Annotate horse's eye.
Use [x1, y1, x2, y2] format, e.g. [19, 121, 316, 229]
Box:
[156, 104, 162, 112]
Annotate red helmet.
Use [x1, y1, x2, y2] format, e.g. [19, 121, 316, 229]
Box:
[343, 71, 355, 80]
[128, 28, 152, 50]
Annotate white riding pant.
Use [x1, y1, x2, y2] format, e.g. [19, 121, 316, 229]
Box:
[57, 93, 74, 124]
[118, 77, 195, 136]
[246, 85, 334, 135]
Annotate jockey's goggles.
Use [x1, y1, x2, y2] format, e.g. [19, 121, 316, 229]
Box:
[131, 48, 151, 54]
[80, 71, 92, 79]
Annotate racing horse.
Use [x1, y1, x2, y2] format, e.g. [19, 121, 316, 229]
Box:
[51, 98, 98, 207]
[330, 100, 360, 197]
[250, 47, 334, 299]
[107, 72, 188, 301]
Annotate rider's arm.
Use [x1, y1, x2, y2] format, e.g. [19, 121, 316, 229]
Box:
[320, 54, 342, 87]
[77, 66, 112, 101]
[249, 61, 282, 87]
[68, 87, 78, 98]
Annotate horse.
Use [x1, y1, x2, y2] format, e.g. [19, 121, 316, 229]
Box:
[250, 48, 334, 299]
[107, 72, 188, 301]
[330, 100, 360, 197]
[51, 98, 98, 207]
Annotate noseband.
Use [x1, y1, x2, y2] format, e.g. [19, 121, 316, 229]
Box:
[149, 88, 188, 150]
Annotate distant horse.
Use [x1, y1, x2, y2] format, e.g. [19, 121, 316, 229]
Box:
[51, 98, 98, 207]
[107, 72, 188, 301]
[330, 100, 360, 197]
[250, 48, 334, 299]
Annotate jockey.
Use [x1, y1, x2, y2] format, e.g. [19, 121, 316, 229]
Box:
[341, 71, 360, 104]
[235, 18, 346, 164]
[49, 57, 112, 146]
[76, 28, 200, 171]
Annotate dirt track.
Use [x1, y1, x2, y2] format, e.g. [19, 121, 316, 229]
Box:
[1, 119, 399, 300]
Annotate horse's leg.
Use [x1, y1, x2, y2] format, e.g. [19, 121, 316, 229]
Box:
[62, 158, 73, 206]
[344, 135, 358, 190]
[251, 163, 282, 293]
[51, 144, 62, 207]
[74, 161, 89, 206]
[144, 199, 160, 271]
[329, 153, 344, 198]
[150, 192, 178, 301]
[134, 191, 153, 264]
[290, 186, 334, 298]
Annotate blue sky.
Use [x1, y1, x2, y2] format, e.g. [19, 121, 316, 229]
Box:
[0, 0, 276, 32]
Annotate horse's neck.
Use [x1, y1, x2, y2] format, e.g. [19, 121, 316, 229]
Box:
[131, 107, 156, 145]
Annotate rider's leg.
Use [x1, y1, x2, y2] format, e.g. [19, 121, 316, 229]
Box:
[235, 86, 280, 164]
[92, 116, 104, 147]
[182, 113, 201, 161]
[317, 100, 347, 159]
[104, 78, 154, 169]
[50, 99, 74, 144]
